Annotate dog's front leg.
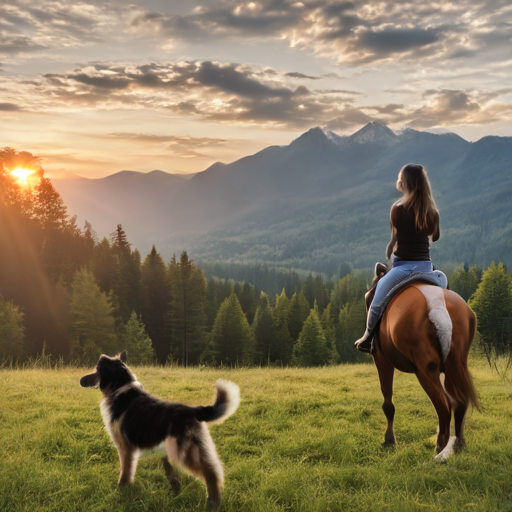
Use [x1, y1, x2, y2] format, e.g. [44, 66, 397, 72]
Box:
[117, 446, 139, 486]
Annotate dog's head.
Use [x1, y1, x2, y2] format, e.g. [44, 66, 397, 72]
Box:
[80, 351, 135, 394]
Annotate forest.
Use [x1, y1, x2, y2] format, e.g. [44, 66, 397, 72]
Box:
[1, 148, 510, 368]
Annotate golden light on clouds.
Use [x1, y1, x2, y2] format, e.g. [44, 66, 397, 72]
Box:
[0, 0, 511, 178]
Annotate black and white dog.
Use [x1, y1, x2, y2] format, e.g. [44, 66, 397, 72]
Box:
[80, 353, 240, 507]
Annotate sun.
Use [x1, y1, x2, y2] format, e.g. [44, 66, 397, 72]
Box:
[9, 167, 37, 187]
[10, 168, 34, 179]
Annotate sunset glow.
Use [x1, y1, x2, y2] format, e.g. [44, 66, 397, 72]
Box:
[0, 0, 511, 178]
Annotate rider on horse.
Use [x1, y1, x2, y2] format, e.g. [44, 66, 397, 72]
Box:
[355, 163, 441, 353]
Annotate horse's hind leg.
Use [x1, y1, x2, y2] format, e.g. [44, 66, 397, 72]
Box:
[416, 366, 452, 455]
[443, 318, 479, 452]
[374, 353, 396, 446]
[444, 376, 467, 450]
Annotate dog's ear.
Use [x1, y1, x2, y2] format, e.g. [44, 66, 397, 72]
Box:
[119, 350, 128, 363]
[80, 372, 99, 388]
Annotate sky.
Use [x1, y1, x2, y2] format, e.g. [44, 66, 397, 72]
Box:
[1, 0, 511, 178]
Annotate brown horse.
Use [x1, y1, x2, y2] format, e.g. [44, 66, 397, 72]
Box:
[367, 263, 480, 460]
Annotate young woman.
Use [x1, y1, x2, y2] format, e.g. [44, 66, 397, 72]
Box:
[355, 163, 440, 353]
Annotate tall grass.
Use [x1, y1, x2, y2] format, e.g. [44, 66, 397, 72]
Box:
[0, 358, 511, 511]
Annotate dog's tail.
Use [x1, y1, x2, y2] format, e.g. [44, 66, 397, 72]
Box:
[195, 380, 240, 424]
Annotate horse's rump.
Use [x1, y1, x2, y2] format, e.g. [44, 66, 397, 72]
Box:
[380, 285, 445, 371]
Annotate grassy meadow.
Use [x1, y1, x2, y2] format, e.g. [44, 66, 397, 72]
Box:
[0, 358, 511, 512]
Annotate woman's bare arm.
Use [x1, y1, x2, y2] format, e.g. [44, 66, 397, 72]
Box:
[431, 212, 440, 242]
[386, 227, 397, 259]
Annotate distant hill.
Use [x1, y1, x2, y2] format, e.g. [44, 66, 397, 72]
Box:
[44, 169, 85, 180]
[52, 123, 512, 274]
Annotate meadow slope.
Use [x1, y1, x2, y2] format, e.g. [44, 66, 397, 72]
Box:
[0, 360, 511, 512]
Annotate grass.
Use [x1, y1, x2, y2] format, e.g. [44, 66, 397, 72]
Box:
[0, 358, 511, 511]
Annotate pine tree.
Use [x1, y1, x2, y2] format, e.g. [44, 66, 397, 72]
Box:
[69, 268, 117, 364]
[168, 251, 207, 366]
[90, 238, 117, 293]
[110, 224, 130, 250]
[313, 275, 330, 314]
[336, 299, 368, 363]
[469, 262, 512, 361]
[237, 282, 256, 325]
[253, 292, 277, 364]
[302, 274, 315, 308]
[0, 294, 25, 360]
[292, 309, 331, 367]
[140, 246, 171, 363]
[319, 302, 339, 364]
[32, 178, 69, 230]
[83, 221, 98, 251]
[329, 274, 365, 325]
[205, 278, 219, 331]
[272, 289, 293, 364]
[451, 263, 482, 302]
[210, 293, 254, 365]
[287, 290, 310, 342]
[107, 225, 140, 323]
[123, 312, 155, 365]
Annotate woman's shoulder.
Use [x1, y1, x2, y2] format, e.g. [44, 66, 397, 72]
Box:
[390, 202, 404, 220]
[389, 201, 404, 227]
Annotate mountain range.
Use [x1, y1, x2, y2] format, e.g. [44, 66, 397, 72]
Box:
[52, 122, 512, 275]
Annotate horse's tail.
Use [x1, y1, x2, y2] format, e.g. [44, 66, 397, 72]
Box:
[443, 309, 481, 412]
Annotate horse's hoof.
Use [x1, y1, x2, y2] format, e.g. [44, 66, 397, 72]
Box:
[454, 438, 466, 453]
[434, 436, 457, 462]
[382, 440, 396, 448]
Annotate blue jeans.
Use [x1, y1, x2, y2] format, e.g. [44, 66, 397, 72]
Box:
[367, 260, 433, 331]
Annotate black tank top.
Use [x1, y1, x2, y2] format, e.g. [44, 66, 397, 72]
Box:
[391, 204, 439, 261]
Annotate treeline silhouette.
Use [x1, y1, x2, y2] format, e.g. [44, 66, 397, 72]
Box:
[2, 148, 508, 368]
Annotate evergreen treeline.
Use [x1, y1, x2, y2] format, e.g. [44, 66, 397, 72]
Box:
[2, 148, 512, 368]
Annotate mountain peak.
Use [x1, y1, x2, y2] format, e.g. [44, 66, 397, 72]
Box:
[288, 127, 336, 150]
[295, 126, 329, 142]
[349, 122, 398, 145]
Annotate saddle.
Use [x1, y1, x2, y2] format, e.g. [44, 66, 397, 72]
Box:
[370, 269, 448, 355]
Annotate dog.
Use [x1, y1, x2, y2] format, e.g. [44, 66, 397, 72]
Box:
[80, 352, 240, 507]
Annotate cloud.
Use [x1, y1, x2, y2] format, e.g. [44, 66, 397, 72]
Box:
[325, 88, 512, 132]
[0, 1, 123, 58]
[122, 1, 502, 67]
[0, 102, 21, 111]
[194, 61, 292, 99]
[44, 61, 296, 100]
[285, 72, 320, 80]
[367, 103, 404, 115]
[0, 34, 47, 54]
[397, 89, 512, 129]
[129, 2, 300, 40]
[324, 107, 378, 131]
[108, 132, 227, 155]
[4, 57, 511, 132]
[2, 0, 511, 71]
[106, 132, 229, 157]
[44, 61, 341, 127]
[351, 27, 441, 62]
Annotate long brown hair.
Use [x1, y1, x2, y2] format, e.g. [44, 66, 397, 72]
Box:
[397, 163, 439, 235]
